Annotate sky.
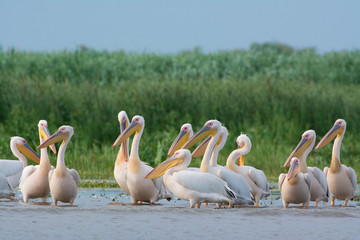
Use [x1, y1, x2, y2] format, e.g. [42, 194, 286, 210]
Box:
[1, 0, 359, 53]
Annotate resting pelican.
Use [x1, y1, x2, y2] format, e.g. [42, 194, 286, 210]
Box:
[168, 123, 193, 156]
[0, 137, 40, 189]
[184, 121, 253, 206]
[145, 149, 236, 208]
[315, 119, 357, 206]
[19, 120, 57, 203]
[114, 111, 130, 195]
[279, 157, 312, 208]
[38, 126, 80, 206]
[226, 134, 270, 206]
[283, 130, 328, 206]
[112, 115, 171, 204]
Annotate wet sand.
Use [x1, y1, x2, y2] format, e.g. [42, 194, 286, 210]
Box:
[1, 188, 359, 240]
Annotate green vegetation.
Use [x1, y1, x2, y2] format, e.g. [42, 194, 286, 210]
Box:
[1, 43, 359, 184]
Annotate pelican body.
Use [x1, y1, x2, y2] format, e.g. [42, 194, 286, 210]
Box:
[283, 130, 328, 206]
[226, 134, 270, 206]
[38, 126, 80, 206]
[113, 115, 171, 204]
[279, 157, 312, 208]
[20, 120, 57, 203]
[145, 149, 236, 208]
[0, 137, 40, 189]
[315, 119, 357, 206]
[114, 111, 130, 195]
[183, 121, 253, 206]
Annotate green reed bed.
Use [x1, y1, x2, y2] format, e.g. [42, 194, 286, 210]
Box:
[0, 43, 359, 184]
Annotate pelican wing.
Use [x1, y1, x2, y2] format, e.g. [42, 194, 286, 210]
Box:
[308, 166, 328, 196]
[173, 171, 234, 198]
[70, 169, 81, 187]
[217, 168, 251, 199]
[248, 168, 269, 193]
[19, 165, 38, 189]
[346, 166, 357, 192]
[304, 173, 312, 191]
[278, 173, 286, 192]
[0, 160, 23, 177]
[0, 173, 14, 198]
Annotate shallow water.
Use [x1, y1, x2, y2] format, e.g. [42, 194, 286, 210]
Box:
[1, 188, 359, 240]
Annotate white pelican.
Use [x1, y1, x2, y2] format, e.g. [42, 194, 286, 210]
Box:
[112, 115, 171, 204]
[315, 119, 357, 206]
[145, 149, 236, 208]
[0, 137, 40, 189]
[279, 157, 312, 208]
[226, 134, 270, 206]
[38, 126, 80, 206]
[283, 130, 328, 206]
[114, 111, 130, 195]
[184, 121, 253, 206]
[19, 120, 57, 203]
[167, 123, 193, 157]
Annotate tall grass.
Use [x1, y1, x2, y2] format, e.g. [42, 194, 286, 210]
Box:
[0, 43, 359, 182]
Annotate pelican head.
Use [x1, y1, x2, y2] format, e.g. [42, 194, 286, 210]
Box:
[283, 130, 315, 168]
[236, 134, 252, 166]
[10, 136, 40, 163]
[113, 115, 144, 148]
[37, 126, 74, 149]
[287, 157, 300, 181]
[168, 123, 193, 157]
[182, 120, 221, 150]
[117, 111, 130, 161]
[38, 120, 57, 155]
[192, 126, 228, 158]
[145, 149, 191, 179]
[315, 119, 346, 151]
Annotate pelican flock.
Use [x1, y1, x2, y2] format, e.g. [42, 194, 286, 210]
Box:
[0, 115, 358, 209]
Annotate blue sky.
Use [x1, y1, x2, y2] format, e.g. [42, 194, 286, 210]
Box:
[1, 0, 359, 53]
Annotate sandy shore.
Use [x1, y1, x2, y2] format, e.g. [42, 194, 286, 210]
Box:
[1, 188, 359, 240]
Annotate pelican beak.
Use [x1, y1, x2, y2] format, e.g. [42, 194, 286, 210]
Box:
[113, 121, 141, 148]
[168, 130, 190, 156]
[182, 125, 214, 149]
[39, 126, 57, 155]
[192, 136, 212, 158]
[120, 118, 129, 162]
[283, 137, 312, 168]
[315, 124, 344, 151]
[145, 155, 184, 179]
[287, 159, 299, 181]
[237, 142, 245, 166]
[17, 143, 40, 164]
[38, 129, 66, 149]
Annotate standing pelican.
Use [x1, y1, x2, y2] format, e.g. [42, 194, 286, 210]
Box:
[279, 157, 312, 208]
[283, 130, 328, 206]
[145, 149, 236, 208]
[0, 137, 40, 189]
[112, 115, 171, 204]
[315, 119, 357, 206]
[184, 122, 253, 206]
[20, 120, 57, 203]
[38, 126, 80, 206]
[114, 111, 130, 195]
[226, 134, 270, 206]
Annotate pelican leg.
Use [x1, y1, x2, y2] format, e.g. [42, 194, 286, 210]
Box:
[303, 202, 309, 209]
[344, 200, 348, 207]
[195, 203, 201, 208]
[42, 197, 47, 203]
[255, 201, 259, 207]
[23, 195, 28, 203]
[300, 203, 304, 207]
[331, 197, 335, 206]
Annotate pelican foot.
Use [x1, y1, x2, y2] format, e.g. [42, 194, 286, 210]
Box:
[7, 196, 15, 201]
[331, 199, 334, 206]
[195, 203, 200, 208]
[255, 202, 259, 207]
[344, 200, 348, 207]
[314, 202, 318, 207]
